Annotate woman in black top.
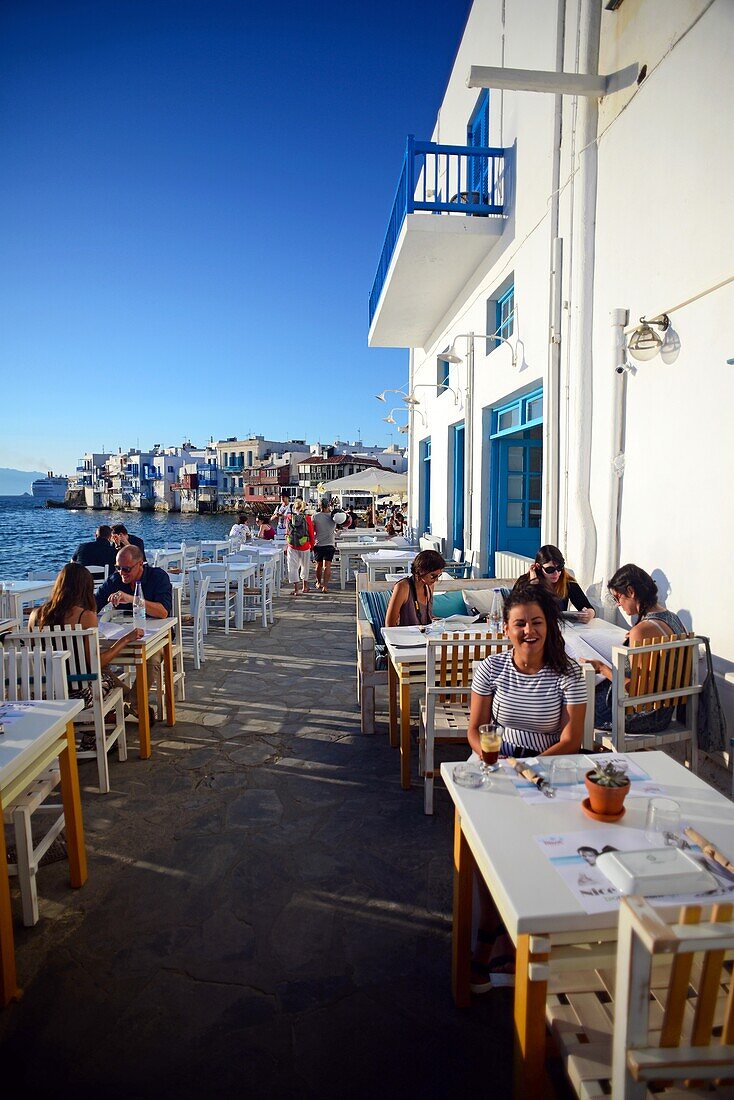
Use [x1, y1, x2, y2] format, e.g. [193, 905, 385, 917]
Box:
[514, 544, 595, 623]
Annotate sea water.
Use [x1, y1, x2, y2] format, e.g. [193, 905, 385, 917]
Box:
[0, 496, 240, 579]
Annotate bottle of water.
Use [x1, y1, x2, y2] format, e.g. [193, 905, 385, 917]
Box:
[132, 581, 146, 629]
[488, 590, 504, 636]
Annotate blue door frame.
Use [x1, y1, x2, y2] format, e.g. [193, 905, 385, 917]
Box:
[451, 423, 465, 554]
[487, 389, 543, 575]
[420, 438, 431, 533]
[467, 89, 490, 200]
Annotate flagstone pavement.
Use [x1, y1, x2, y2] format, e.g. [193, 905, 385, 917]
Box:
[0, 588, 517, 1099]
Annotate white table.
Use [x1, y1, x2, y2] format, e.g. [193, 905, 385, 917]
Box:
[98, 617, 177, 756]
[441, 750, 734, 1097]
[0, 698, 86, 1006]
[336, 538, 411, 589]
[0, 618, 17, 638]
[360, 550, 419, 587]
[0, 580, 55, 623]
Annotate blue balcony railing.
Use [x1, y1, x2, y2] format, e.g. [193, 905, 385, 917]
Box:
[369, 135, 505, 326]
[197, 470, 218, 485]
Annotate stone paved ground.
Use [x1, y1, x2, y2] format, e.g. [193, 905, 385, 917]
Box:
[0, 588, 516, 1099]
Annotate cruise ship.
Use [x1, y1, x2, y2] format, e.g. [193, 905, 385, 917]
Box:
[31, 472, 69, 503]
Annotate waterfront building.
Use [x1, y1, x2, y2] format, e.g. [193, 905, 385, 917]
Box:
[69, 452, 113, 507]
[176, 445, 219, 513]
[311, 440, 409, 474]
[298, 453, 386, 503]
[151, 447, 185, 511]
[368, 0, 734, 726]
[215, 436, 308, 510]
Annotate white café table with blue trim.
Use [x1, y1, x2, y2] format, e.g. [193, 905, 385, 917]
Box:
[0, 697, 86, 1006]
[441, 749, 734, 1098]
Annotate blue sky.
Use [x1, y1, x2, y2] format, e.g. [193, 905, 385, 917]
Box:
[1, 0, 472, 473]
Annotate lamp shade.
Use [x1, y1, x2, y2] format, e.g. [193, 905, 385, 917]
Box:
[628, 321, 662, 361]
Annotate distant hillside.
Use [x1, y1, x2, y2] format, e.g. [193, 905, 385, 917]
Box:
[0, 468, 45, 495]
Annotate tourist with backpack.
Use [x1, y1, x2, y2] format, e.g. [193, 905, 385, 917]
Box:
[286, 498, 315, 595]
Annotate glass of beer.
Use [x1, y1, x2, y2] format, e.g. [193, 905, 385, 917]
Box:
[478, 723, 502, 773]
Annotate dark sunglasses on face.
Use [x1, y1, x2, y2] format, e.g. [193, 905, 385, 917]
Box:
[117, 565, 137, 574]
[541, 564, 563, 575]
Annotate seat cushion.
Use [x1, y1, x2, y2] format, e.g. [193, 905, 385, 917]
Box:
[432, 590, 468, 617]
[462, 587, 511, 614]
[358, 590, 391, 646]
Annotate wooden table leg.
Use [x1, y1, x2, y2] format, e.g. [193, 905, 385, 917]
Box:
[58, 722, 87, 888]
[513, 934, 549, 1096]
[399, 674, 411, 790]
[451, 809, 474, 1008]
[388, 661, 398, 748]
[0, 791, 21, 1007]
[136, 647, 151, 759]
[163, 639, 175, 727]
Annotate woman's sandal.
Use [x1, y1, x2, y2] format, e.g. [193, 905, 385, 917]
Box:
[470, 930, 515, 993]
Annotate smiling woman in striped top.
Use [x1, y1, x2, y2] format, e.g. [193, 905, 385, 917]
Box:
[467, 582, 587, 760]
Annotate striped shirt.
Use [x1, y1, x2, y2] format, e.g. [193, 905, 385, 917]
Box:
[471, 649, 586, 755]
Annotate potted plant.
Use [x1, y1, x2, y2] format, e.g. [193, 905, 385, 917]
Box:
[584, 760, 631, 816]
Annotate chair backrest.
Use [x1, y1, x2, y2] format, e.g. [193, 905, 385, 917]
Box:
[182, 542, 201, 567]
[358, 590, 392, 646]
[27, 570, 58, 582]
[612, 895, 734, 1098]
[1, 645, 70, 701]
[627, 631, 697, 713]
[425, 634, 512, 706]
[193, 575, 210, 632]
[83, 564, 109, 581]
[229, 549, 261, 564]
[6, 626, 104, 705]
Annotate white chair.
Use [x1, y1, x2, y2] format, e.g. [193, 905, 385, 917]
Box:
[27, 570, 57, 582]
[154, 584, 186, 719]
[419, 633, 511, 814]
[6, 626, 127, 795]
[241, 558, 276, 628]
[196, 563, 235, 634]
[181, 574, 210, 669]
[1, 645, 71, 926]
[83, 564, 109, 583]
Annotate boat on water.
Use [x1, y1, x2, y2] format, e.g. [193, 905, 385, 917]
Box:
[32, 472, 69, 503]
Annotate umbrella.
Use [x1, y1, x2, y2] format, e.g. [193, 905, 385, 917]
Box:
[321, 468, 407, 516]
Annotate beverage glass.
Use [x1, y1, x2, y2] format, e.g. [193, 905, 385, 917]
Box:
[645, 797, 681, 846]
[478, 723, 502, 773]
[549, 758, 579, 789]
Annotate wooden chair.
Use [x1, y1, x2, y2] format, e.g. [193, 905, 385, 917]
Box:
[241, 558, 275, 628]
[582, 633, 703, 773]
[548, 895, 734, 1098]
[154, 583, 185, 718]
[419, 633, 512, 814]
[1, 645, 71, 925]
[6, 626, 127, 794]
[196, 563, 235, 634]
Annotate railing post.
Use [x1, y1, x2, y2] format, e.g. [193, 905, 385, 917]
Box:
[406, 134, 415, 214]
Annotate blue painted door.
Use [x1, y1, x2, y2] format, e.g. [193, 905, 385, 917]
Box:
[467, 89, 489, 201]
[496, 435, 542, 558]
[420, 438, 431, 533]
[451, 424, 465, 554]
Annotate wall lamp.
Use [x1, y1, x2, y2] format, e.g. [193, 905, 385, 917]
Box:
[375, 388, 409, 403]
[382, 408, 405, 425]
[439, 329, 517, 369]
[627, 314, 670, 361]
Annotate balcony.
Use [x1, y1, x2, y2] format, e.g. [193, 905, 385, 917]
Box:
[223, 462, 244, 473]
[368, 137, 505, 349]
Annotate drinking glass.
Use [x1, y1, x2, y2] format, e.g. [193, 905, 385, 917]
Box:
[549, 758, 579, 789]
[645, 798, 681, 846]
[478, 723, 503, 773]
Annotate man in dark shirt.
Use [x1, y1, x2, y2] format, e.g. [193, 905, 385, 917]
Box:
[95, 545, 172, 617]
[72, 525, 118, 574]
[110, 523, 146, 560]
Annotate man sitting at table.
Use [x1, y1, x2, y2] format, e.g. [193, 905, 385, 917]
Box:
[72, 524, 118, 574]
[95, 546, 172, 618]
[110, 523, 146, 560]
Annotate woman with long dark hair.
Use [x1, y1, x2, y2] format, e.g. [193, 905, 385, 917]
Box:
[514, 544, 595, 622]
[588, 563, 687, 732]
[467, 582, 587, 759]
[385, 549, 446, 627]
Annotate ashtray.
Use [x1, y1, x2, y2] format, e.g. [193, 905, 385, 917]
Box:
[453, 763, 488, 789]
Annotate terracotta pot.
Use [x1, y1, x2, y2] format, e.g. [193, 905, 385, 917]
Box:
[584, 771, 630, 816]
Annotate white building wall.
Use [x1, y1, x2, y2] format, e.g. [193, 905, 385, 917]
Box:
[393, 0, 734, 723]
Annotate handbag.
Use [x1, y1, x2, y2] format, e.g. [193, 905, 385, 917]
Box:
[696, 636, 728, 753]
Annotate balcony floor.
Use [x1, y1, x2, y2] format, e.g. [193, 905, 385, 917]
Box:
[369, 211, 505, 350]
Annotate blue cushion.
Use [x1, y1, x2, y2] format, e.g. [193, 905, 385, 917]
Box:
[432, 590, 468, 617]
[358, 590, 391, 647]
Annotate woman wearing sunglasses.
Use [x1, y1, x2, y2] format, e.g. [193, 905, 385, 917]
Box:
[385, 549, 446, 627]
[516, 543, 595, 623]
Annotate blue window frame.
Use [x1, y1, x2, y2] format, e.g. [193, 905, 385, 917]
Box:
[496, 285, 515, 343]
[420, 438, 432, 533]
[467, 90, 490, 199]
[437, 350, 450, 393]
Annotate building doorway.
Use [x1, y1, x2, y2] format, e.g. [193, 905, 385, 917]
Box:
[488, 389, 543, 573]
[451, 423, 465, 555]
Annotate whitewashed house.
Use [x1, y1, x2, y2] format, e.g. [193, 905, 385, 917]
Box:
[368, 0, 734, 726]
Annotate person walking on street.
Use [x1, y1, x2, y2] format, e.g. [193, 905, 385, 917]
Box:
[312, 495, 345, 593]
[286, 498, 315, 595]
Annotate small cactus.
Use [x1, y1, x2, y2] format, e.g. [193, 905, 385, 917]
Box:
[588, 760, 630, 789]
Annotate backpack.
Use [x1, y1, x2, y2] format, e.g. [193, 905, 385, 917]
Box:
[288, 512, 308, 548]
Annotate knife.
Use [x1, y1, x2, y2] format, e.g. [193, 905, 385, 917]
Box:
[507, 757, 556, 798]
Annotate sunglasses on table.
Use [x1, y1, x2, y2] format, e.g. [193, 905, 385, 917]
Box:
[540, 564, 564, 575]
